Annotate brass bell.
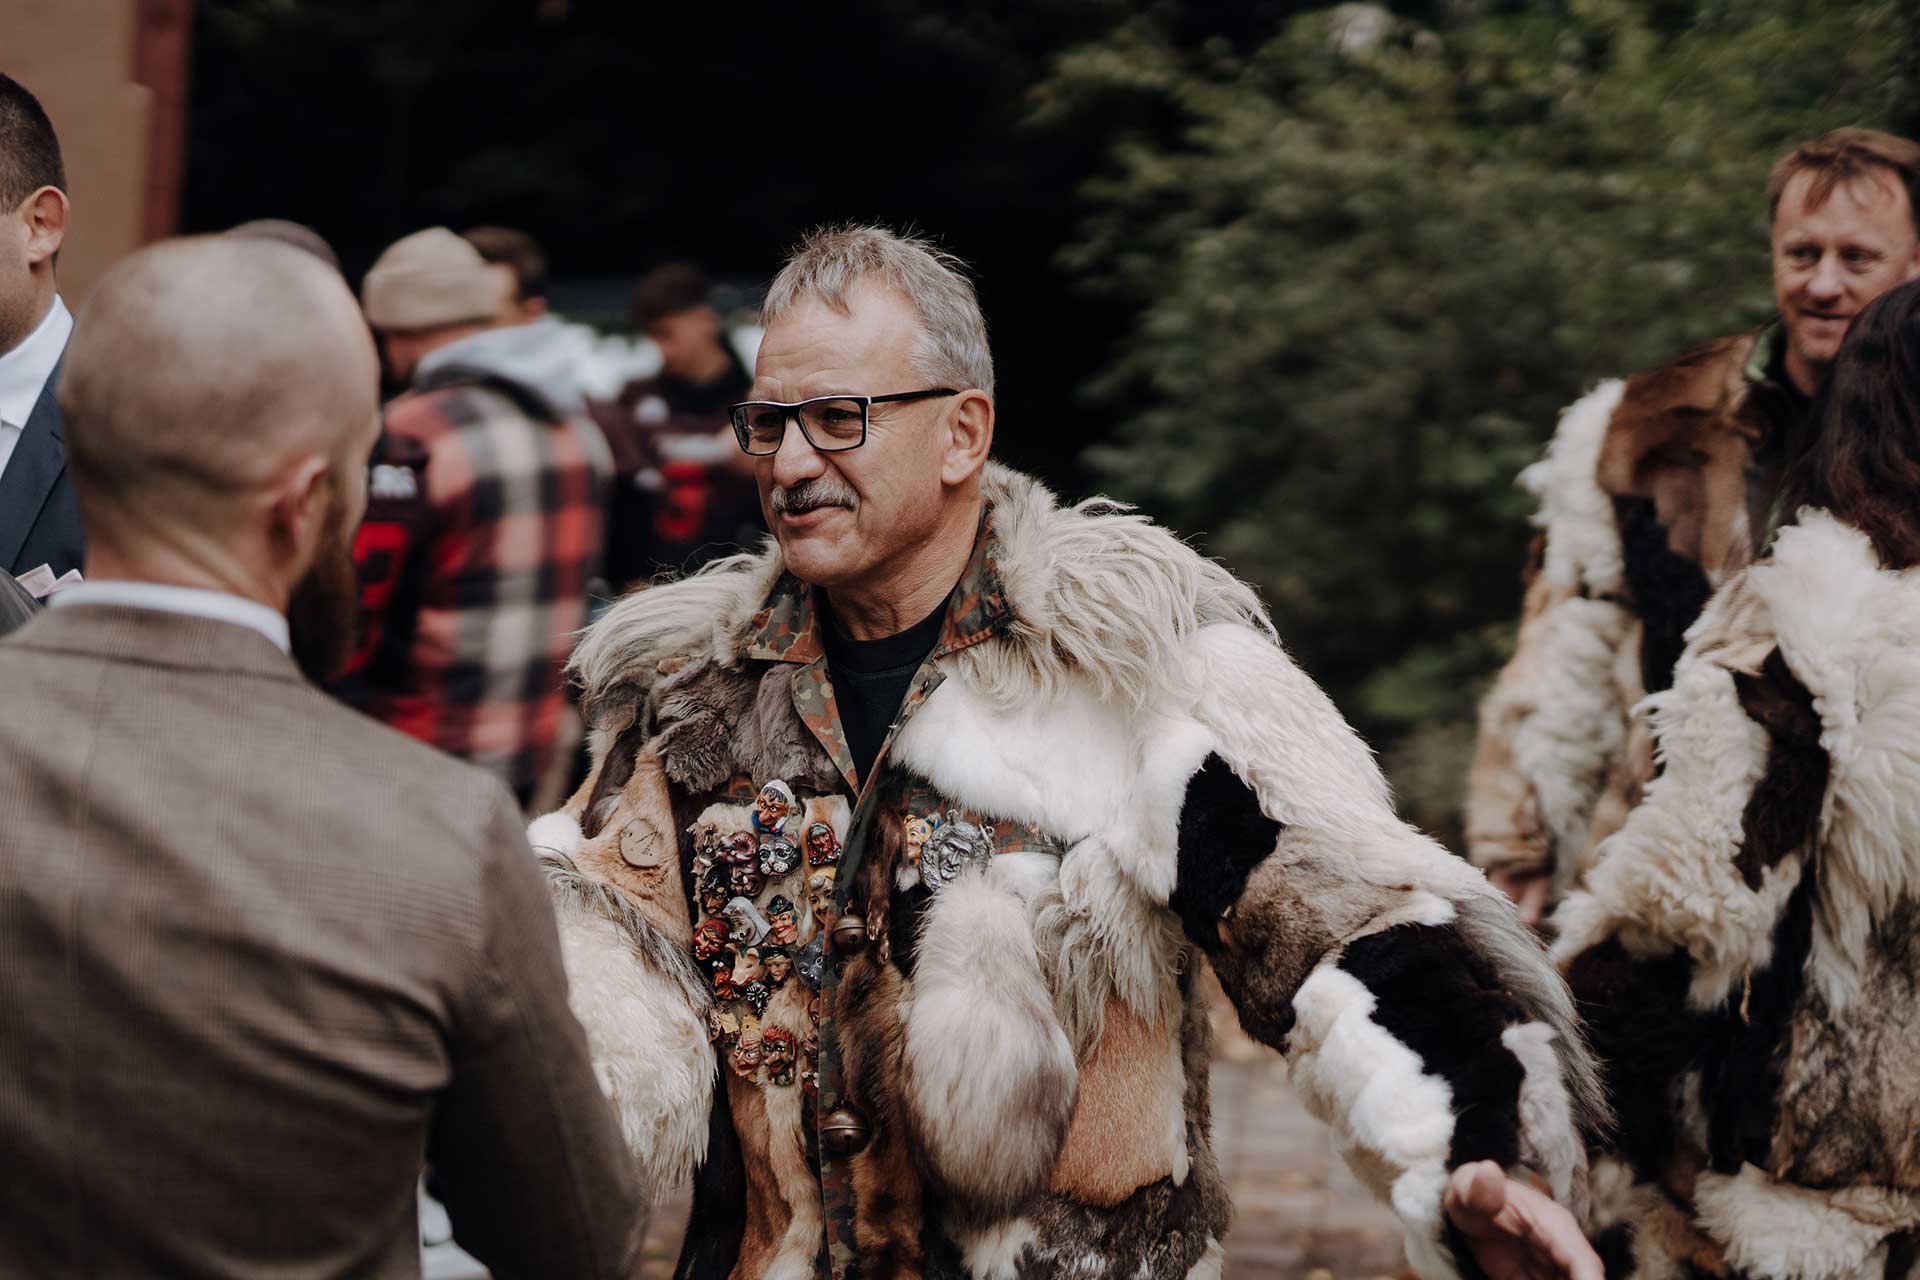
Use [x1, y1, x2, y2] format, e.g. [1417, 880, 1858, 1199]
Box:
[830, 914, 868, 954]
[820, 1106, 871, 1155]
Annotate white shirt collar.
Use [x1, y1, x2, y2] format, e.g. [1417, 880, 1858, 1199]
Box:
[0, 295, 73, 430]
[50, 581, 292, 654]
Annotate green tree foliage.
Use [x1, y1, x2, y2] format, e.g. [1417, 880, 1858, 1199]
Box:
[1037, 0, 1919, 837]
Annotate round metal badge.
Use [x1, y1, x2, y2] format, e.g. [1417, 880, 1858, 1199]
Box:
[918, 812, 995, 891]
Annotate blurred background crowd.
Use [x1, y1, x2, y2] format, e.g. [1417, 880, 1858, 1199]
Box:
[17, 0, 1920, 840]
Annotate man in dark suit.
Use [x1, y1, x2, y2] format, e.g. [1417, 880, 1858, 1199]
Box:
[0, 72, 81, 582]
[0, 236, 647, 1277]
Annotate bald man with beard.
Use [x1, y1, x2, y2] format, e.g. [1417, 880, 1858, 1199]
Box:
[0, 238, 647, 1278]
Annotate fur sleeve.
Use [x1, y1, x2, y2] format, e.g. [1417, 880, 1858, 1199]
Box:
[1464, 577, 1634, 878]
[527, 737, 715, 1198]
[1466, 380, 1636, 880]
[1179, 623, 1602, 1278]
[1547, 571, 1795, 1009]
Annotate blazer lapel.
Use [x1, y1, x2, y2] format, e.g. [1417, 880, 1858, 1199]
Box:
[0, 360, 67, 570]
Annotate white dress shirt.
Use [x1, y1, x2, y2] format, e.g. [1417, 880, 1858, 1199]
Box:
[0, 294, 73, 483]
[50, 581, 292, 654]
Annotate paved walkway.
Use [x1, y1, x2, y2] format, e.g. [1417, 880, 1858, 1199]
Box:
[638, 978, 1409, 1278]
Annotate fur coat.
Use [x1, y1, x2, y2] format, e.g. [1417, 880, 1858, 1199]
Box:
[532, 463, 1600, 1280]
[1552, 510, 1920, 1280]
[1465, 327, 1809, 900]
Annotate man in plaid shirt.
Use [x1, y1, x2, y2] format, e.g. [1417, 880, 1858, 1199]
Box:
[346, 227, 610, 806]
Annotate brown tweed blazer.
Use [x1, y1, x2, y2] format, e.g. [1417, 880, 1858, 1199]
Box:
[0, 603, 644, 1278]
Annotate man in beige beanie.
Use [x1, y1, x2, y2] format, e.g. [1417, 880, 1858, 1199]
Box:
[342, 227, 610, 806]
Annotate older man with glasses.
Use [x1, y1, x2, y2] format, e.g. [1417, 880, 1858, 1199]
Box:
[529, 224, 1604, 1280]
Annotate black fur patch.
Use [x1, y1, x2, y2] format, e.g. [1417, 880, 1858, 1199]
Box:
[673, 1065, 745, 1280]
[1732, 648, 1829, 890]
[1013, 1169, 1230, 1280]
[1884, 1227, 1919, 1280]
[1170, 754, 1283, 950]
[1336, 923, 1526, 1171]
[1592, 1222, 1636, 1279]
[580, 720, 646, 839]
[1614, 495, 1714, 698]
[1564, 936, 1705, 1180]
[1701, 874, 1815, 1174]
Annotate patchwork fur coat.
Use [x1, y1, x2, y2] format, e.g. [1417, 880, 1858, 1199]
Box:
[531, 463, 1601, 1280]
[1552, 510, 1920, 1279]
[1465, 327, 1809, 900]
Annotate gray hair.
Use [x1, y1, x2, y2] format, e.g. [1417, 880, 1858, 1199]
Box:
[763, 224, 995, 399]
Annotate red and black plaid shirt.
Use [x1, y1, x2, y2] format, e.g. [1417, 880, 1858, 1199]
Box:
[346, 375, 608, 801]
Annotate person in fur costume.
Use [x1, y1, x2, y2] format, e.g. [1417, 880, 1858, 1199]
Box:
[1465, 129, 1920, 921]
[1552, 280, 1920, 1279]
[527, 224, 1605, 1280]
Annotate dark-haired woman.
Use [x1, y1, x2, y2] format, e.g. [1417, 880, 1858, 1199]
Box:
[1551, 278, 1920, 1280]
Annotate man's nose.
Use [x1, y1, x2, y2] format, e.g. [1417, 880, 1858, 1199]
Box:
[1807, 254, 1846, 300]
[769, 415, 826, 487]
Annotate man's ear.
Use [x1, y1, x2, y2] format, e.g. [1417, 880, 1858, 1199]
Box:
[22, 187, 68, 269]
[940, 389, 994, 487]
[267, 452, 333, 570]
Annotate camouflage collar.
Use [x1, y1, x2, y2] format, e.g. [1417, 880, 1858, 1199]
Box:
[742, 507, 1011, 665]
[1743, 318, 1786, 387]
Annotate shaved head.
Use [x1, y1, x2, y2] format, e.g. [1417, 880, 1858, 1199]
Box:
[60, 236, 382, 680]
[61, 235, 378, 517]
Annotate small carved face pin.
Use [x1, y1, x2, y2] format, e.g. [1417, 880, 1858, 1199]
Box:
[690, 821, 725, 867]
[806, 867, 836, 920]
[729, 860, 765, 899]
[730, 1028, 764, 1080]
[697, 866, 731, 917]
[722, 897, 770, 946]
[731, 945, 765, 987]
[757, 834, 800, 878]
[763, 947, 792, 986]
[765, 895, 800, 946]
[804, 821, 841, 867]
[718, 831, 759, 865]
[794, 935, 826, 990]
[807, 992, 822, 1026]
[755, 780, 796, 833]
[762, 1027, 797, 1087]
[902, 815, 936, 866]
[801, 1024, 818, 1061]
[710, 960, 738, 1002]
[692, 919, 730, 961]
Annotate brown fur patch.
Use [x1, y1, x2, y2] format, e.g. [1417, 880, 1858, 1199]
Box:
[1016, 992, 1231, 1280]
[1770, 898, 1920, 1189]
[835, 803, 925, 1279]
[1048, 998, 1182, 1206]
[563, 740, 693, 945]
[1595, 332, 1763, 581]
[724, 1069, 792, 1280]
[1210, 845, 1396, 1048]
[1731, 649, 1829, 891]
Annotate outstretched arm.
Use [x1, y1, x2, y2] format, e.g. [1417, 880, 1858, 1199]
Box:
[1178, 624, 1603, 1280]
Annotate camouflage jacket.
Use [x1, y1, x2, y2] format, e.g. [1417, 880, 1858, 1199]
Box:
[534, 463, 1600, 1280]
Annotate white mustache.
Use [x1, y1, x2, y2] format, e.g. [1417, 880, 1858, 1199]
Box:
[770, 477, 858, 515]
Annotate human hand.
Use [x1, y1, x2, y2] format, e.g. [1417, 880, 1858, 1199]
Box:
[1443, 1160, 1602, 1280]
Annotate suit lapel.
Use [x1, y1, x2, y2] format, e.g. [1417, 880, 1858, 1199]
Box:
[0, 362, 67, 570]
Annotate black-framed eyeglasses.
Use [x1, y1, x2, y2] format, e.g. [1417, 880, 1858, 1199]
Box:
[727, 388, 958, 455]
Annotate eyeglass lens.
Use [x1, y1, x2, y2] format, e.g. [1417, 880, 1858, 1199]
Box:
[739, 398, 866, 454]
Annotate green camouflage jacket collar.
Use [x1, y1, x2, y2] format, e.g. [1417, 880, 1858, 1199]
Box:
[741, 507, 1011, 667]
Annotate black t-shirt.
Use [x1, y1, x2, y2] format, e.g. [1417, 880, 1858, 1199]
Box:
[820, 594, 949, 785]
